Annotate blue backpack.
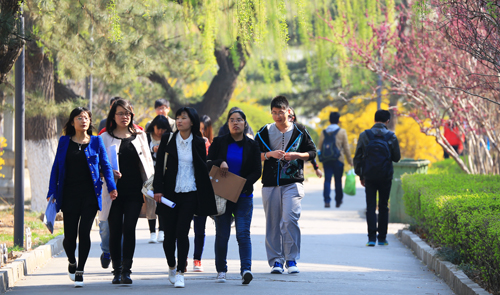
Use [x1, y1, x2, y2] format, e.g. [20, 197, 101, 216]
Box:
[319, 129, 341, 163]
[363, 129, 394, 180]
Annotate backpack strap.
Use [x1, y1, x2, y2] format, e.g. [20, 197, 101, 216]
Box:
[365, 129, 375, 141]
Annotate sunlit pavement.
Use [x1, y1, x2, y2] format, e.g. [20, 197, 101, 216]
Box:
[9, 178, 454, 294]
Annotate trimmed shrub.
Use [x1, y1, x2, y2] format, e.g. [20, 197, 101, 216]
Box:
[402, 173, 500, 293]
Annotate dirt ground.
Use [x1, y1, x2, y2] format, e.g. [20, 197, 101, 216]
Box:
[0, 209, 63, 261]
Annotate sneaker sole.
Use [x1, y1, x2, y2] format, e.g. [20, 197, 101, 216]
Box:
[270, 269, 283, 274]
[174, 284, 185, 288]
[68, 273, 75, 281]
[193, 269, 204, 272]
[216, 279, 226, 283]
[74, 282, 84, 288]
[242, 272, 253, 284]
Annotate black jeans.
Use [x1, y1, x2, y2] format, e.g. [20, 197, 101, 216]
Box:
[148, 215, 165, 233]
[62, 203, 98, 271]
[160, 191, 197, 272]
[365, 179, 392, 242]
[108, 199, 142, 265]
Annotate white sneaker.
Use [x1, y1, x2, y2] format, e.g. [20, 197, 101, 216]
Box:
[193, 259, 203, 272]
[241, 270, 253, 285]
[168, 267, 176, 284]
[149, 232, 157, 243]
[286, 261, 300, 274]
[174, 272, 185, 288]
[216, 272, 226, 283]
[157, 231, 164, 242]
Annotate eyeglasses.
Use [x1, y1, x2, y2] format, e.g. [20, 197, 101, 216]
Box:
[76, 116, 90, 122]
[229, 118, 244, 123]
[271, 111, 287, 117]
[116, 112, 132, 117]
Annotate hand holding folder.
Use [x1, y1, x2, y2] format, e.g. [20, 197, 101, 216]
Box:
[209, 166, 247, 203]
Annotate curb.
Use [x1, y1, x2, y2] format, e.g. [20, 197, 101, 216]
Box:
[0, 235, 64, 293]
[397, 230, 489, 295]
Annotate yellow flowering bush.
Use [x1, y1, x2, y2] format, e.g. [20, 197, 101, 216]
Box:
[0, 137, 6, 178]
[315, 97, 444, 163]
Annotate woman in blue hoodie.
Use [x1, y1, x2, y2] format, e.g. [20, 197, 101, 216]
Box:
[47, 107, 117, 287]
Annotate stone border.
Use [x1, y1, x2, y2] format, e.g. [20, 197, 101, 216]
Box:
[0, 235, 64, 293]
[397, 230, 489, 295]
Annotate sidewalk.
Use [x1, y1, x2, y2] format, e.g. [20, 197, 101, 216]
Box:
[7, 178, 454, 294]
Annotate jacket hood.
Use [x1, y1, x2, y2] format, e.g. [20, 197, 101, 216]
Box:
[371, 123, 390, 136]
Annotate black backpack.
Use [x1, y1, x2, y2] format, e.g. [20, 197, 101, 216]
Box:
[363, 129, 394, 180]
[319, 129, 341, 163]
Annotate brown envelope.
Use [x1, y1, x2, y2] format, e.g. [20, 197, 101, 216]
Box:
[209, 166, 247, 203]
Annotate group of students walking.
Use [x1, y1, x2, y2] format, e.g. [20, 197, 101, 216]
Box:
[47, 94, 401, 288]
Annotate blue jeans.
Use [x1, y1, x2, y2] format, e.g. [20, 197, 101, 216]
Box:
[323, 161, 345, 204]
[193, 216, 207, 260]
[99, 220, 110, 253]
[215, 197, 253, 274]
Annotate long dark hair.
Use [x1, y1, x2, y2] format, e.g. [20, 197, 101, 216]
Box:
[175, 107, 202, 137]
[64, 107, 93, 136]
[146, 115, 172, 133]
[200, 115, 213, 143]
[106, 99, 137, 137]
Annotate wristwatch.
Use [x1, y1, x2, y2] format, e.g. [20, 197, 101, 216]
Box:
[264, 152, 269, 160]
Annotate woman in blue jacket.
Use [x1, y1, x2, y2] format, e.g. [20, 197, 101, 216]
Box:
[47, 107, 117, 287]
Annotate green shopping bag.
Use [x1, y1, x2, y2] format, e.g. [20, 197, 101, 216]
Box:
[343, 169, 356, 196]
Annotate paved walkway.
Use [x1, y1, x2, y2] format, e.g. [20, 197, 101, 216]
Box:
[8, 178, 453, 294]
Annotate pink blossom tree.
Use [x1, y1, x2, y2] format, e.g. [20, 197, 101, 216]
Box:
[319, 2, 500, 174]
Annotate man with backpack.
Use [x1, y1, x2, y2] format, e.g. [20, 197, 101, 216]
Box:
[353, 110, 401, 247]
[317, 112, 353, 208]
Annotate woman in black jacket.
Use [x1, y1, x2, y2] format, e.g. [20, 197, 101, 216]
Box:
[146, 115, 172, 243]
[207, 109, 262, 285]
[153, 107, 217, 288]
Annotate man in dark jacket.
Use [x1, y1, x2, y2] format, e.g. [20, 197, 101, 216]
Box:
[353, 110, 401, 247]
[256, 96, 316, 275]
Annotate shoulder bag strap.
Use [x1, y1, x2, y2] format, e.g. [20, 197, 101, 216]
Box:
[163, 133, 174, 176]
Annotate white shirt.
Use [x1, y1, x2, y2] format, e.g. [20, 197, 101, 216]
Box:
[175, 132, 197, 193]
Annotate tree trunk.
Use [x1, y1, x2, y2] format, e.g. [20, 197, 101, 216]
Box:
[24, 20, 58, 212]
[150, 43, 247, 122]
[194, 44, 247, 120]
[0, 0, 24, 85]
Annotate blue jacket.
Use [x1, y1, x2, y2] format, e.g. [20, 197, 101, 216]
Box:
[47, 135, 117, 212]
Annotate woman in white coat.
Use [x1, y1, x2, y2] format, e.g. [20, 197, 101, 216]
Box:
[100, 99, 154, 285]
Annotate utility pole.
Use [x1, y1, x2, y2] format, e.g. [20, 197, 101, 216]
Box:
[14, 6, 26, 248]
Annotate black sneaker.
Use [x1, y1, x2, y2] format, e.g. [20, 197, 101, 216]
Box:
[74, 271, 84, 287]
[68, 262, 77, 281]
[100, 252, 111, 269]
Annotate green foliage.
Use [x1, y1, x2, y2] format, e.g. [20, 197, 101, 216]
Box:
[402, 172, 500, 292]
[427, 158, 466, 175]
[213, 99, 272, 135]
[25, 91, 88, 119]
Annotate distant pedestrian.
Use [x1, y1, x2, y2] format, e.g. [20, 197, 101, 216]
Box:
[288, 107, 323, 178]
[146, 115, 172, 244]
[190, 114, 214, 272]
[47, 107, 117, 287]
[145, 99, 177, 131]
[100, 99, 155, 284]
[353, 110, 401, 247]
[153, 107, 218, 288]
[255, 95, 316, 274]
[98, 97, 120, 133]
[208, 109, 262, 284]
[317, 112, 353, 208]
[218, 107, 255, 139]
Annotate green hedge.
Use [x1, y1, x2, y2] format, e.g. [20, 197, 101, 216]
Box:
[402, 173, 500, 293]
